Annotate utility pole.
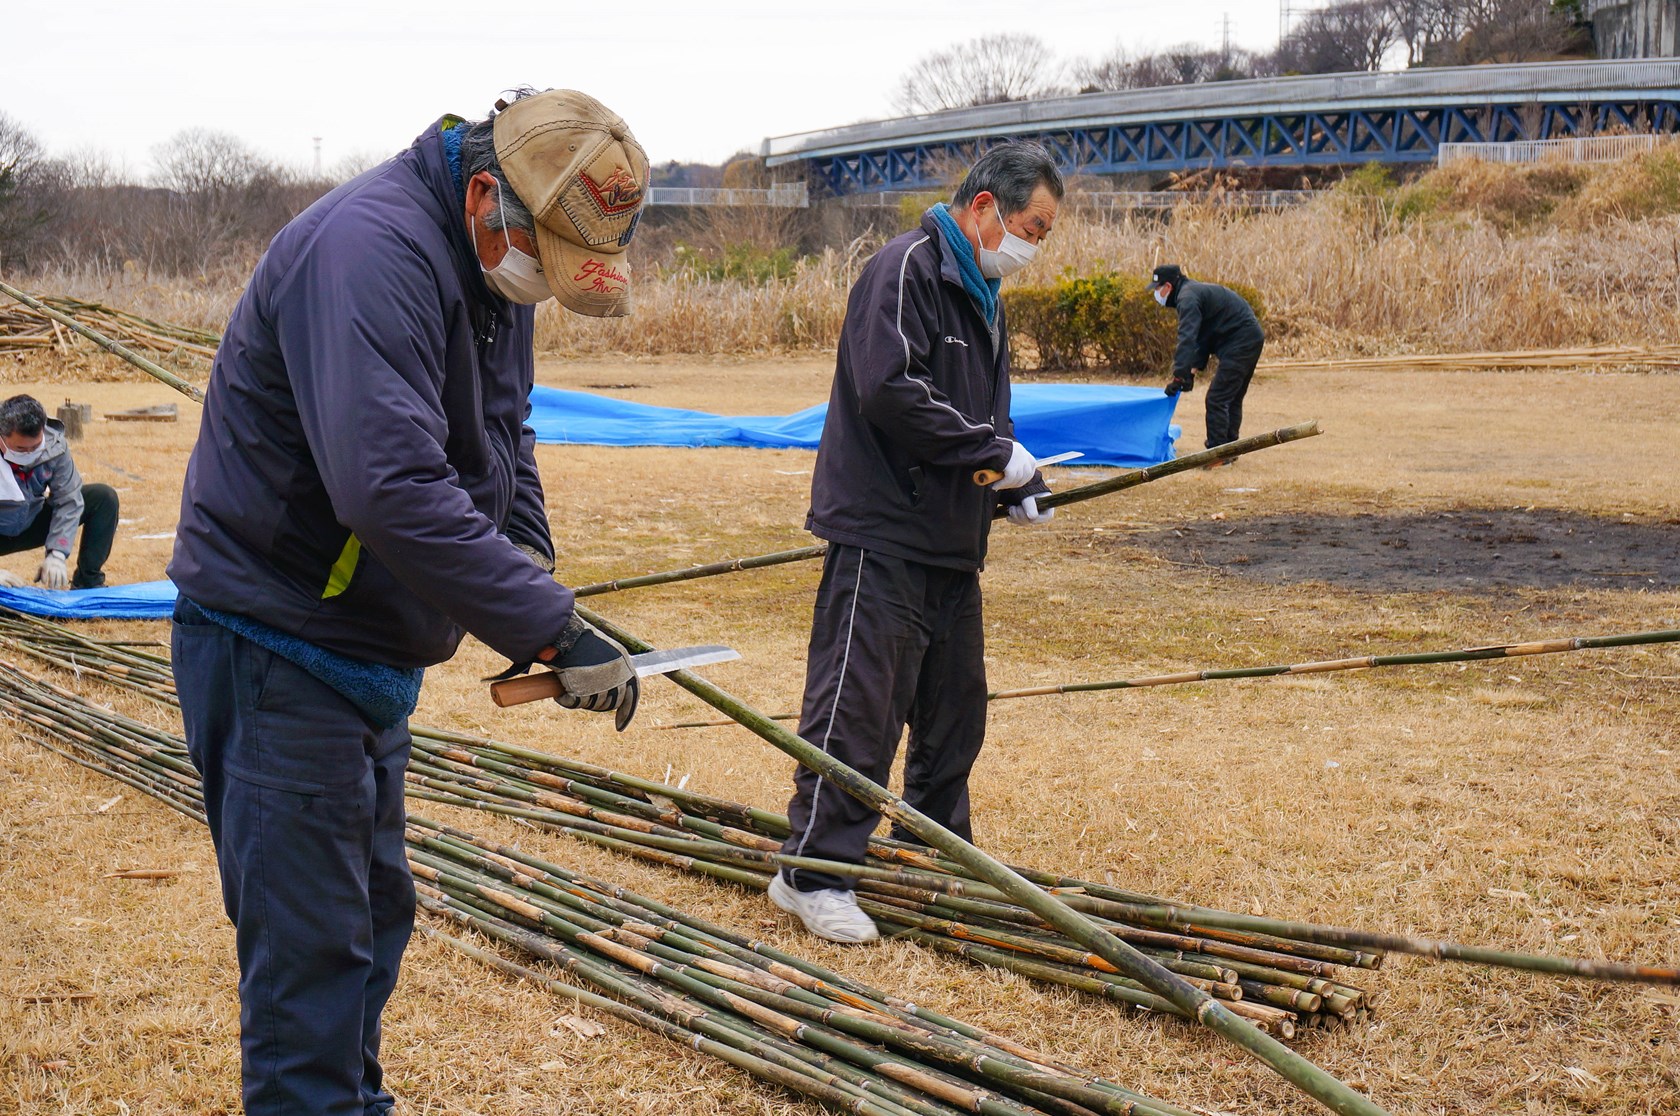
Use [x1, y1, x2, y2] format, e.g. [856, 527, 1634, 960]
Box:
[1222, 12, 1233, 61]
[312, 136, 323, 178]
[1278, 0, 1294, 44]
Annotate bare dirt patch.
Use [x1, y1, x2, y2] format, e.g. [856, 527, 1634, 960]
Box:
[1130, 508, 1680, 592]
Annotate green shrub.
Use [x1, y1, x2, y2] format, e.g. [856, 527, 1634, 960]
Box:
[1002, 284, 1086, 372]
[1005, 272, 1266, 378]
[896, 191, 948, 231]
[670, 242, 802, 284]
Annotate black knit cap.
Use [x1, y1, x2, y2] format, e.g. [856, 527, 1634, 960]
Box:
[1149, 264, 1184, 290]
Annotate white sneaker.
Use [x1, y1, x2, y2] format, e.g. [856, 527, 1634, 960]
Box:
[768, 873, 880, 943]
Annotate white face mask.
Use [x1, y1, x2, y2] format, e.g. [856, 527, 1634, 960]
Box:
[976, 206, 1039, 279]
[3, 442, 47, 467]
[1154, 287, 1169, 306]
[472, 182, 554, 304]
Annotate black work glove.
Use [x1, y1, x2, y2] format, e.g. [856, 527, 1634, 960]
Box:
[541, 615, 639, 731]
[1164, 374, 1194, 396]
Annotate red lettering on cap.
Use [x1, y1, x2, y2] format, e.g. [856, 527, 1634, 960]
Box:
[582, 167, 643, 215]
[575, 258, 628, 293]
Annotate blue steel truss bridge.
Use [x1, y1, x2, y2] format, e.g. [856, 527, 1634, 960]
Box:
[761, 61, 1680, 196]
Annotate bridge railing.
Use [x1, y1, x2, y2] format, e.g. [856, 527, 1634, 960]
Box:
[645, 184, 809, 208]
[1438, 135, 1664, 166]
[840, 189, 1315, 211]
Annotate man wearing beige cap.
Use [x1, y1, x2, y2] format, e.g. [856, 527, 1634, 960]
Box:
[168, 88, 647, 1115]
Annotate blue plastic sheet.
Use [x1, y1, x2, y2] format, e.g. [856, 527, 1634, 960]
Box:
[0, 579, 177, 620]
[526, 383, 1181, 468]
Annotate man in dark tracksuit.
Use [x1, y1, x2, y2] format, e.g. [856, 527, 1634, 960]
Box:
[168, 90, 647, 1115]
[770, 142, 1064, 944]
[1150, 264, 1266, 454]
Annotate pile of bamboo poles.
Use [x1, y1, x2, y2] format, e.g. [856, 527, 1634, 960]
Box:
[404, 727, 1365, 1039]
[0, 291, 219, 359]
[0, 605, 1354, 1038]
[1269, 344, 1680, 375]
[0, 655, 1210, 1116]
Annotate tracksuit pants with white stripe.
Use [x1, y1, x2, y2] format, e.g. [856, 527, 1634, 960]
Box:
[781, 543, 987, 892]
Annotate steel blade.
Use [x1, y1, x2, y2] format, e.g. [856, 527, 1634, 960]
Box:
[630, 645, 741, 678]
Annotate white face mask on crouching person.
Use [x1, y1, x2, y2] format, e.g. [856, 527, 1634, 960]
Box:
[472, 183, 554, 304]
[977, 205, 1039, 280]
[3, 442, 49, 468]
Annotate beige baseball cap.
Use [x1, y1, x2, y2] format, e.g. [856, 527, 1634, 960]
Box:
[493, 90, 648, 317]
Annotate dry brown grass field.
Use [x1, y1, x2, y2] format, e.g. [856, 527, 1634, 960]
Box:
[2, 352, 1678, 1115]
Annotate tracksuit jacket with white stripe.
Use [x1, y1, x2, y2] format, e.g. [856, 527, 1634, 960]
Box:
[806, 211, 1040, 572]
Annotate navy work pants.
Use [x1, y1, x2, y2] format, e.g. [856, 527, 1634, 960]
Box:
[172, 601, 414, 1116]
[0, 482, 119, 588]
[781, 544, 988, 892]
[1204, 340, 1265, 450]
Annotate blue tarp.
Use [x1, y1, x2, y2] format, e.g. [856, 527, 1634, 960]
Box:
[0, 579, 177, 620]
[526, 383, 1181, 468]
[0, 386, 1177, 622]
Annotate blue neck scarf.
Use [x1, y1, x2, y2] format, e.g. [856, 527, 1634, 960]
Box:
[441, 120, 467, 202]
[930, 204, 999, 326]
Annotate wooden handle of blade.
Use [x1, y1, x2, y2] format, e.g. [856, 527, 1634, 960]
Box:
[489, 672, 565, 707]
[972, 468, 1002, 486]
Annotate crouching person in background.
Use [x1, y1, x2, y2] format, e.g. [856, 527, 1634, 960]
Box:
[0, 394, 118, 590]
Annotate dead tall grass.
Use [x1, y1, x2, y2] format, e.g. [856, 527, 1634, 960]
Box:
[13, 152, 1680, 363]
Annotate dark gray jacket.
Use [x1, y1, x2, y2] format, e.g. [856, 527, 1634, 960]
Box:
[169, 119, 568, 670]
[806, 212, 1039, 572]
[0, 423, 82, 555]
[1168, 279, 1264, 378]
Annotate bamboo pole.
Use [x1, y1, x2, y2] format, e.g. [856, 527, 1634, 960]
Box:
[660, 625, 1680, 728]
[570, 422, 1322, 600]
[0, 279, 206, 402]
[1027, 421, 1320, 515]
[987, 627, 1680, 700]
[574, 605, 1392, 1116]
[572, 545, 830, 597]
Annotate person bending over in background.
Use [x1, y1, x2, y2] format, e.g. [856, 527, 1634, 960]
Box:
[771, 141, 1063, 944]
[0, 393, 118, 590]
[1150, 264, 1266, 463]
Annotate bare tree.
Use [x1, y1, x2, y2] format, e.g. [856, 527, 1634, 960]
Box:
[0, 112, 67, 269]
[147, 128, 286, 273]
[1275, 0, 1399, 72]
[893, 34, 1066, 115]
[1075, 41, 1265, 92]
[1451, 0, 1587, 62]
[1385, 0, 1468, 65]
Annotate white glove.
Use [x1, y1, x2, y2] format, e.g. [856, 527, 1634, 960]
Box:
[0, 569, 24, 588]
[37, 552, 69, 590]
[1007, 494, 1054, 527]
[993, 440, 1037, 490]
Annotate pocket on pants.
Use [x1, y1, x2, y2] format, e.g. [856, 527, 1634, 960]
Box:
[226, 646, 375, 797]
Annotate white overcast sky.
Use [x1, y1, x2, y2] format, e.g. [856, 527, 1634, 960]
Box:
[6, 0, 1290, 176]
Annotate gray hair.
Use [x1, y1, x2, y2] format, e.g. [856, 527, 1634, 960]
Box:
[458, 90, 538, 236]
[0, 394, 46, 437]
[952, 141, 1065, 216]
